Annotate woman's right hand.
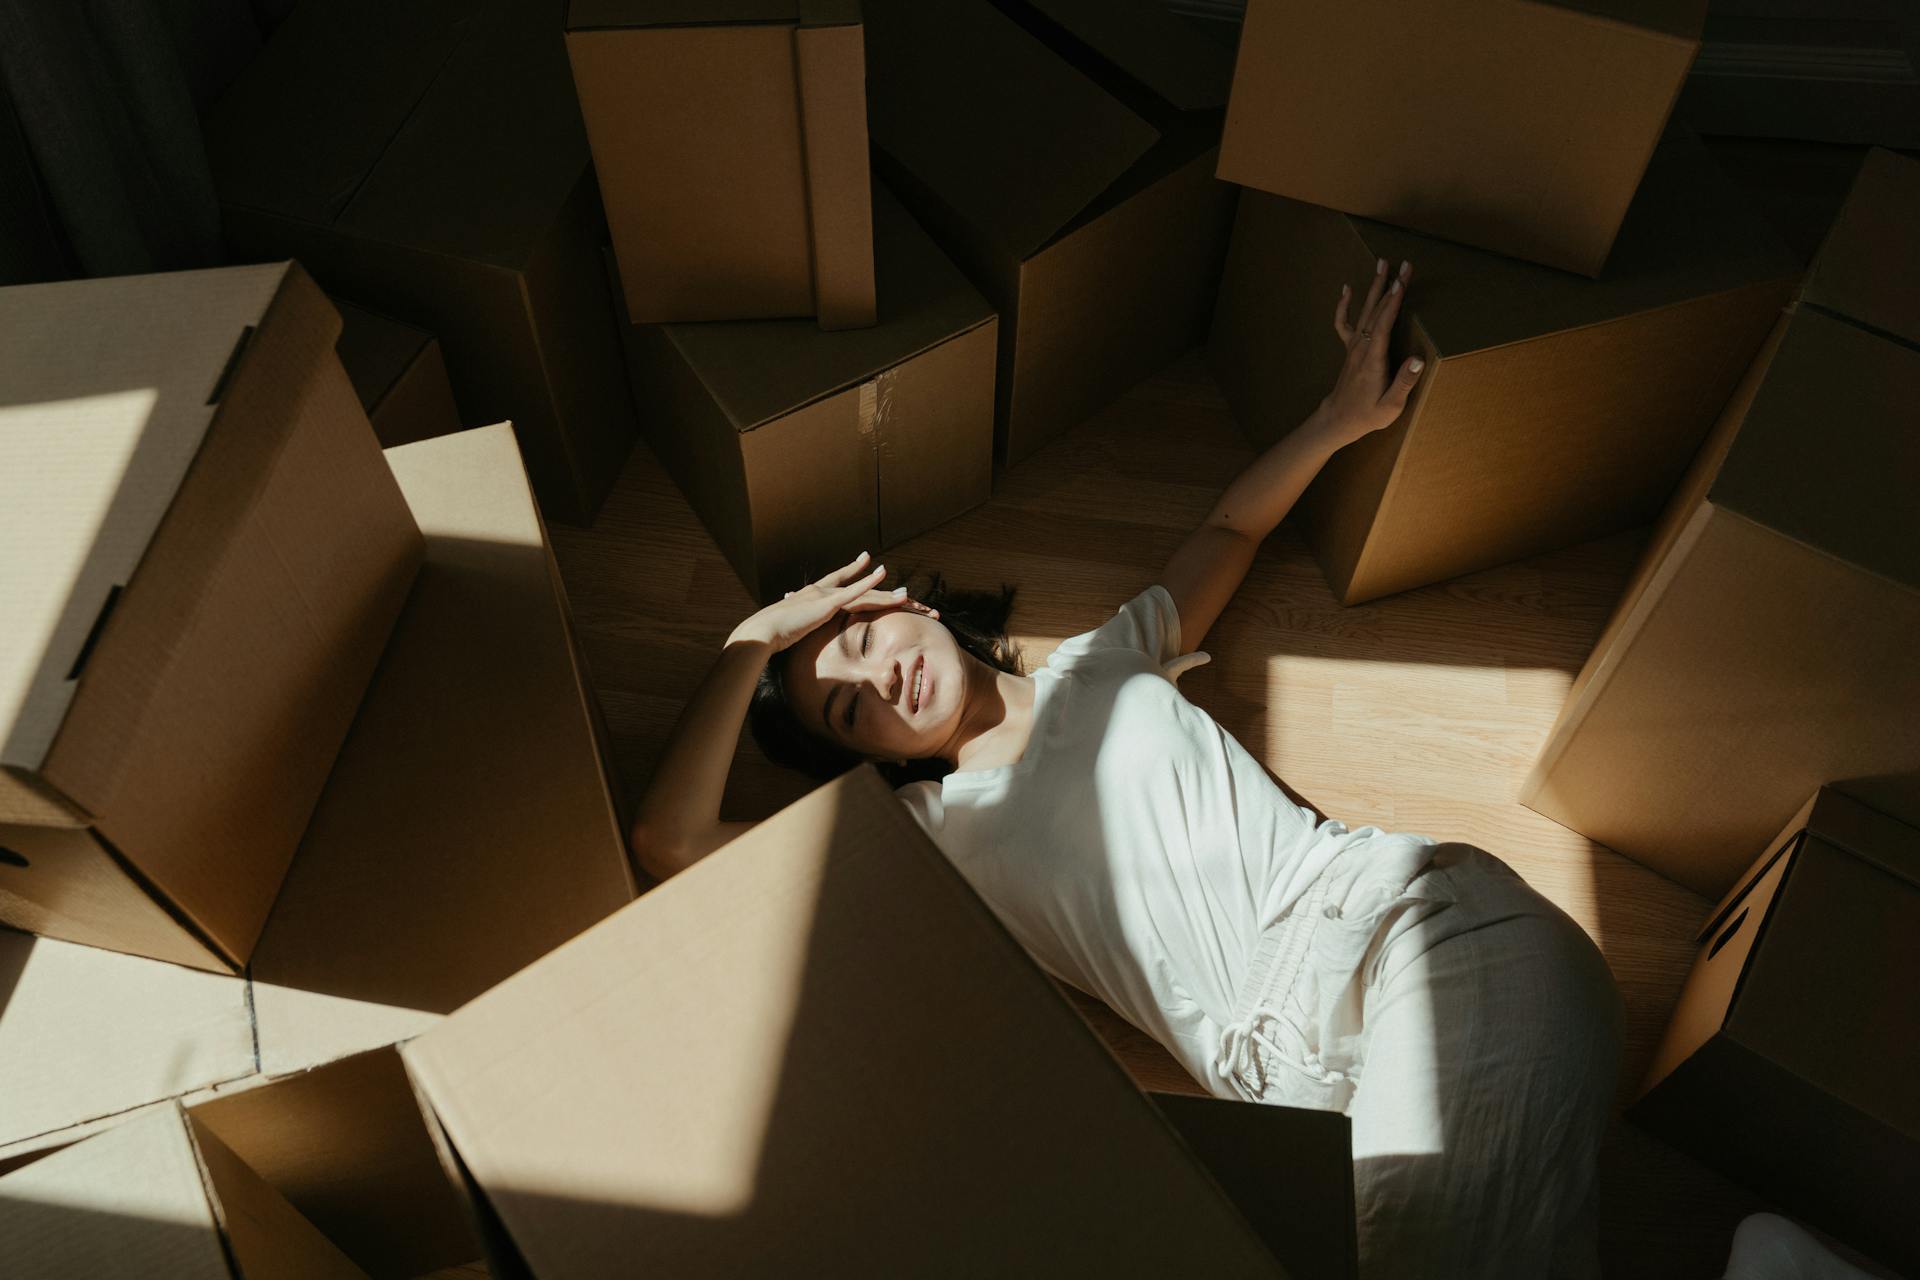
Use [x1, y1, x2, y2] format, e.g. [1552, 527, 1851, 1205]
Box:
[726, 551, 937, 652]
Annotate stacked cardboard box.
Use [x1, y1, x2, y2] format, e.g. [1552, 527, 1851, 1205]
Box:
[1522, 149, 1920, 895]
[1632, 789, 1920, 1272]
[204, 0, 635, 525]
[1220, 0, 1708, 276]
[334, 301, 463, 449]
[614, 186, 997, 600]
[0, 263, 421, 972]
[568, 0, 877, 329]
[863, 0, 1239, 463]
[0, 1106, 366, 1279]
[1209, 128, 1799, 606]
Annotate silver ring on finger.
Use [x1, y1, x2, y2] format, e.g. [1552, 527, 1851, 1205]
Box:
[1358, 328, 1373, 341]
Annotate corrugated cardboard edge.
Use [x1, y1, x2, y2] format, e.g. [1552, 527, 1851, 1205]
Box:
[794, 14, 876, 330]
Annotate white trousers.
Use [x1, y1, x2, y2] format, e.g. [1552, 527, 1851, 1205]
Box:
[1223, 843, 1624, 1280]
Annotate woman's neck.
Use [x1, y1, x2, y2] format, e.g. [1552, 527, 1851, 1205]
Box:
[942, 653, 1035, 772]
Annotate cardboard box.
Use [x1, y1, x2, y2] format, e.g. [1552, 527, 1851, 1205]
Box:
[863, 0, 1239, 464]
[0, 931, 254, 1150]
[1150, 1092, 1358, 1280]
[1209, 129, 1799, 607]
[205, 0, 636, 525]
[1631, 789, 1920, 1272]
[613, 186, 996, 600]
[247, 424, 636, 1078]
[0, 1104, 365, 1279]
[1522, 149, 1920, 895]
[0, 262, 422, 971]
[334, 300, 463, 449]
[400, 767, 1306, 1277]
[189, 1047, 480, 1280]
[1219, 0, 1707, 277]
[566, 0, 876, 329]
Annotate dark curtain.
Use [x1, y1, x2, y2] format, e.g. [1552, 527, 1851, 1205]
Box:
[0, 0, 255, 282]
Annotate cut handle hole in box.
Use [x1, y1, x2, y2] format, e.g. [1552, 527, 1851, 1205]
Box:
[0, 847, 28, 869]
[1708, 908, 1749, 962]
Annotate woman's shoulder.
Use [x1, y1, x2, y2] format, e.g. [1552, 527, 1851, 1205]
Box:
[1044, 585, 1182, 673]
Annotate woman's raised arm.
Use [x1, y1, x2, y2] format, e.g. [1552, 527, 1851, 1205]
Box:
[629, 552, 922, 881]
[1159, 258, 1423, 654]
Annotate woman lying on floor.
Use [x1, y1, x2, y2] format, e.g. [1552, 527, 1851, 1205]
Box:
[630, 258, 1625, 1280]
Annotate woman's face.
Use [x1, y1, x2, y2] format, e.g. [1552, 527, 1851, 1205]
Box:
[783, 604, 968, 764]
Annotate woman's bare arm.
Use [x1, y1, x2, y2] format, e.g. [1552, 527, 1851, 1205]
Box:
[629, 553, 925, 881]
[1160, 258, 1424, 653]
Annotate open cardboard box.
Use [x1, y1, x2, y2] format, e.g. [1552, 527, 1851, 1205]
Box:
[612, 184, 996, 601]
[247, 424, 636, 1079]
[0, 262, 421, 972]
[1220, 0, 1706, 277]
[187, 1046, 481, 1279]
[1208, 127, 1799, 606]
[568, 0, 876, 329]
[0, 1104, 366, 1279]
[1522, 148, 1920, 894]
[863, 0, 1239, 464]
[397, 766, 1353, 1278]
[1631, 788, 1920, 1273]
[204, 0, 635, 525]
[334, 300, 464, 450]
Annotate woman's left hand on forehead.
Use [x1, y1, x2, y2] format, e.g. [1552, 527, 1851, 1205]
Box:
[782, 585, 939, 620]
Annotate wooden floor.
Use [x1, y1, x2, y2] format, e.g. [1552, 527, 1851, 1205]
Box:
[547, 346, 1904, 1277]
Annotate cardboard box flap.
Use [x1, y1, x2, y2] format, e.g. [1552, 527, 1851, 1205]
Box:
[402, 767, 1284, 1278]
[0, 263, 288, 777]
[341, 0, 592, 270]
[864, 0, 1163, 259]
[1707, 305, 1920, 593]
[0, 1108, 234, 1280]
[186, 1120, 369, 1280]
[1020, 0, 1233, 111]
[1152, 1093, 1358, 1280]
[0, 931, 255, 1148]
[1799, 787, 1920, 891]
[203, 0, 473, 224]
[247, 424, 633, 1073]
[1800, 148, 1920, 349]
[1535, 0, 1706, 43]
[1358, 129, 1796, 359]
[661, 185, 993, 430]
[333, 300, 433, 414]
[567, 0, 801, 28]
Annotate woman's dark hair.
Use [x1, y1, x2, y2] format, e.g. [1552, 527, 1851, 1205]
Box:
[749, 571, 1021, 789]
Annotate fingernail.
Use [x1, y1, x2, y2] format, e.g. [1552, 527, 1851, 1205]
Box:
[892, 587, 907, 596]
[1375, 258, 1387, 275]
[1409, 358, 1425, 373]
[1340, 283, 1350, 295]
[1399, 260, 1411, 279]
[1389, 279, 1401, 294]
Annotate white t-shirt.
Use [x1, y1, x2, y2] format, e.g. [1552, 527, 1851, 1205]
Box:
[897, 585, 1432, 1095]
